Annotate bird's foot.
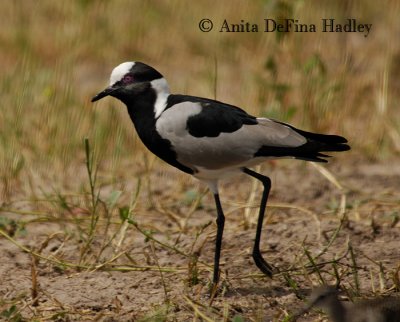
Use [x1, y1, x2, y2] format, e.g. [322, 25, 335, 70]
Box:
[253, 251, 276, 277]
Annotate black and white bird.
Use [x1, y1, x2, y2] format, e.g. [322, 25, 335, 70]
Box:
[91, 62, 350, 286]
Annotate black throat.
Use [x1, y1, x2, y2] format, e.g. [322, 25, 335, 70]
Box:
[121, 88, 194, 175]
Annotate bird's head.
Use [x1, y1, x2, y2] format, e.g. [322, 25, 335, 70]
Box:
[91, 62, 168, 104]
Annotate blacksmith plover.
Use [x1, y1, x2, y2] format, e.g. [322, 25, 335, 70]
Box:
[92, 62, 350, 286]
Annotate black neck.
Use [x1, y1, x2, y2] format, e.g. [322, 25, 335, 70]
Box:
[121, 89, 194, 175]
[124, 88, 158, 139]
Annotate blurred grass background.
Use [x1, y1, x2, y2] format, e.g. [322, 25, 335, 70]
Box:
[0, 0, 399, 202]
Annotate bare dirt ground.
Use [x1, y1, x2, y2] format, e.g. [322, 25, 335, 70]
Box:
[1, 157, 400, 321]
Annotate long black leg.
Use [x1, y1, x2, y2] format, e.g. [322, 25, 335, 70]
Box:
[212, 193, 225, 285]
[242, 167, 274, 277]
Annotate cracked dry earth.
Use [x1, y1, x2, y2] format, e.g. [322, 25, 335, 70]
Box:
[1, 158, 400, 321]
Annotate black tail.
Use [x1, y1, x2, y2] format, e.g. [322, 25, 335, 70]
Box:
[255, 124, 350, 162]
[293, 129, 350, 162]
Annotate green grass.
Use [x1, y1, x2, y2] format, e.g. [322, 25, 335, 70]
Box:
[0, 1, 400, 321]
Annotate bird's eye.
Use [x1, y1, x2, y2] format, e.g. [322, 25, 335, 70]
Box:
[122, 75, 134, 84]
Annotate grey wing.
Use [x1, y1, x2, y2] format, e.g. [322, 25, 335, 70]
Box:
[156, 102, 306, 170]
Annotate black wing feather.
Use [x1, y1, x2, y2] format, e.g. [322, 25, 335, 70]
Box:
[166, 95, 350, 161]
[256, 120, 350, 162]
[166, 94, 257, 137]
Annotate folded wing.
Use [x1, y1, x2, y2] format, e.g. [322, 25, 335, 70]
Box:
[156, 96, 350, 170]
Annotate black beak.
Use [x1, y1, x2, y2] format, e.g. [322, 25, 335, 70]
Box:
[91, 86, 117, 102]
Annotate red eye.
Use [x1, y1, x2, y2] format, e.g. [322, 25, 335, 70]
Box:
[122, 75, 134, 84]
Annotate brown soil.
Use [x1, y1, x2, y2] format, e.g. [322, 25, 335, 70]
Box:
[1, 157, 400, 321]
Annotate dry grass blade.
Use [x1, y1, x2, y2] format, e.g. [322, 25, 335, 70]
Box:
[309, 162, 344, 191]
[183, 295, 215, 322]
[30, 254, 39, 307]
[348, 243, 360, 295]
[114, 179, 141, 254]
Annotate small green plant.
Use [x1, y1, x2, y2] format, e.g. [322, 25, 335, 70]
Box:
[0, 217, 21, 237]
[232, 315, 245, 322]
[0, 305, 24, 322]
[137, 304, 171, 322]
[78, 138, 101, 264]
